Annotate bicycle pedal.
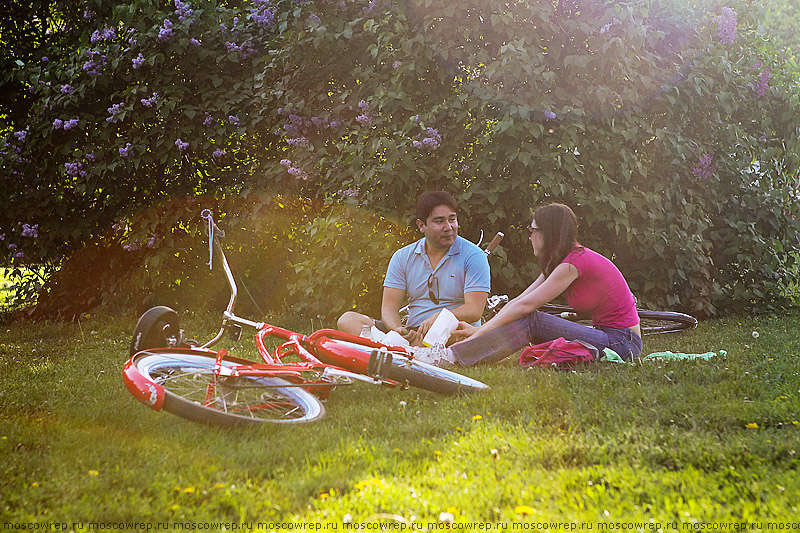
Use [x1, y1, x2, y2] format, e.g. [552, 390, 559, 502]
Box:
[367, 349, 393, 380]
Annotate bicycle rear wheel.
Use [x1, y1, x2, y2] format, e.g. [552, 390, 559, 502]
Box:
[637, 310, 698, 335]
[128, 350, 325, 426]
[374, 353, 489, 395]
[539, 304, 697, 336]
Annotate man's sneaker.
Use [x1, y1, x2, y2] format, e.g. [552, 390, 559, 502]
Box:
[407, 343, 454, 367]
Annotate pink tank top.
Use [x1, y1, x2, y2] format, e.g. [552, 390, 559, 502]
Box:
[561, 247, 639, 329]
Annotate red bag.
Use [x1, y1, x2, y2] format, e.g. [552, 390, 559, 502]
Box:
[519, 337, 598, 368]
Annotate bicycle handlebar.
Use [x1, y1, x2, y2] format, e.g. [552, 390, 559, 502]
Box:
[484, 232, 504, 255]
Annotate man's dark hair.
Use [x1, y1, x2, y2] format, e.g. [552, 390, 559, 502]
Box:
[416, 191, 458, 222]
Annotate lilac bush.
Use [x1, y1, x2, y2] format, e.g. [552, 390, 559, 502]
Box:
[0, 0, 798, 317]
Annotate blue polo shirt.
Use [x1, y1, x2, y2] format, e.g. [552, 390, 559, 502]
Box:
[384, 236, 491, 328]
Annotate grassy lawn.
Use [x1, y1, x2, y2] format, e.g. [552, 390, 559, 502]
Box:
[0, 309, 798, 529]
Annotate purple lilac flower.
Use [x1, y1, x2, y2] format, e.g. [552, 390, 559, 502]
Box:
[157, 19, 174, 42]
[119, 143, 133, 158]
[329, 120, 341, 129]
[140, 93, 158, 107]
[8, 243, 17, 250]
[60, 84, 74, 94]
[0, 234, 5, 241]
[355, 114, 373, 126]
[132, 53, 145, 69]
[176, 0, 194, 22]
[86, 153, 96, 162]
[83, 51, 107, 77]
[65, 162, 87, 177]
[147, 235, 158, 248]
[393, 61, 402, 69]
[90, 27, 116, 43]
[21, 224, 39, 238]
[190, 38, 201, 46]
[84, 9, 95, 19]
[175, 139, 190, 151]
[123, 243, 140, 252]
[307, 14, 321, 26]
[13, 130, 28, 142]
[228, 115, 239, 124]
[287, 167, 308, 179]
[251, 3, 276, 30]
[718, 7, 737, 46]
[753, 66, 770, 97]
[64, 119, 79, 130]
[280, 159, 292, 167]
[41, 57, 49, 63]
[107, 102, 125, 122]
[358, 100, 369, 110]
[692, 153, 716, 179]
[544, 110, 557, 120]
[287, 137, 309, 147]
[203, 114, 213, 126]
[422, 136, 440, 150]
[212, 149, 226, 158]
[342, 189, 358, 197]
[15, 252, 24, 259]
[53, 119, 64, 129]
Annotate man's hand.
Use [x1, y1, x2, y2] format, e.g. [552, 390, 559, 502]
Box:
[414, 311, 441, 344]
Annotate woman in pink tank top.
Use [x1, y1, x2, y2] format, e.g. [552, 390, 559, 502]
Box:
[425, 203, 643, 366]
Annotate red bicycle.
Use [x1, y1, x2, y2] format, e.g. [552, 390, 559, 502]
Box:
[123, 211, 488, 426]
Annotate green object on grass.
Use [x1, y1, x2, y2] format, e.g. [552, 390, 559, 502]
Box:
[598, 348, 727, 363]
[642, 350, 726, 361]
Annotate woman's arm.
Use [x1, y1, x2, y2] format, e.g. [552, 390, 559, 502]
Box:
[451, 263, 578, 342]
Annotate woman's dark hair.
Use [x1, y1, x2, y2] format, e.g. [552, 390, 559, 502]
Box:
[533, 203, 580, 277]
[416, 191, 458, 222]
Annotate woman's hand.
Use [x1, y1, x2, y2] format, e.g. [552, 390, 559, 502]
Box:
[449, 321, 480, 343]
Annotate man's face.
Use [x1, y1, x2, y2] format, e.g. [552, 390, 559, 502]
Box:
[417, 205, 458, 251]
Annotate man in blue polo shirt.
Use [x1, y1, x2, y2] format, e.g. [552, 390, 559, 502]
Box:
[337, 191, 490, 346]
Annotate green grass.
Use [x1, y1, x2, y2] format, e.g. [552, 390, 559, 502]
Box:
[1, 310, 799, 528]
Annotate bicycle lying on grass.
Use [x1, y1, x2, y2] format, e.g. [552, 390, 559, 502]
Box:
[123, 211, 488, 427]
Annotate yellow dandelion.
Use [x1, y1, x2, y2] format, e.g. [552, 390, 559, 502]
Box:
[354, 478, 381, 490]
[213, 483, 226, 489]
[746, 423, 759, 429]
[792, 421, 799, 426]
[446, 506, 458, 515]
[320, 492, 329, 500]
[472, 415, 482, 421]
[183, 487, 195, 494]
[434, 450, 442, 456]
[88, 470, 99, 477]
[31, 482, 40, 488]
[515, 505, 536, 515]
[168, 504, 180, 511]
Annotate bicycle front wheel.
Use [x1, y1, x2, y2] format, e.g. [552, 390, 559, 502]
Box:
[382, 355, 489, 395]
[129, 351, 325, 426]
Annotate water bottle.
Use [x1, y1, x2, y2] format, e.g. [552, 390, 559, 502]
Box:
[360, 324, 373, 340]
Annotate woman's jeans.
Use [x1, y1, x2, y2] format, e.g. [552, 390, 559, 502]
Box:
[450, 310, 643, 366]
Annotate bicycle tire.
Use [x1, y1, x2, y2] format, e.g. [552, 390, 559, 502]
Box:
[539, 303, 697, 335]
[129, 350, 325, 426]
[383, 355, 489, 395]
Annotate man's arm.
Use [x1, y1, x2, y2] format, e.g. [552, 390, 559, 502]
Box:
[446, 291, 489, 324]
[380, 287, 408, 333]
